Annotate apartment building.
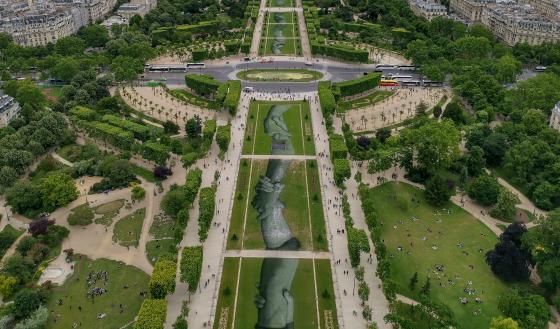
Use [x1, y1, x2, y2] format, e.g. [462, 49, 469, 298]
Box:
[549, 102, 560, 131]
[0, 94, 20, 128]
[409, 0, 448, 21]
[117, 0, 156, 20]
[449, 0, 495, 22]
[518, 0, 560, 20]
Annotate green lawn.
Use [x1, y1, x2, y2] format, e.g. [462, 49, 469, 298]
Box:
[94, 199, 125, 225]
[146, 239, 178, 265]
[242, 101, 315, 156]
[227, 160, 327, 251]
[360, 182, 510, 328]
[67, 203, 94, 226]
[237, 69, 322, 82]
[46, 256, 149, 329]
[338, 90, 394, 112]
[168, 89, 220, 110]
[214, 258, 331, 329]
[112, 208, 146, 247]
[315, 259, 339, 329]
[149, 213, 176, 239]
[0, 225, 23, 259]
[131, 164, 157, 183]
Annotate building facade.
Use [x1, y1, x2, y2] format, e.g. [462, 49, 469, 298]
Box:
[0, 0, 117, 46]
[518, 0, 560, 20]
[0, 95, 20, 128]
[550, 102, 560, 131]
[449, 0, 495, 22]
[117, 0, 156, 20]
[409, 0, 448, 21]
[481, 3, 560, 45]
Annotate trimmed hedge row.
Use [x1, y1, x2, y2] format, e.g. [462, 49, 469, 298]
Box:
[311, 43, 369, 63]
[180, 246, 203, 293]
[224, 80, 241, 114]
[149, 259, 176, 299]
[185, 74, 222, 97]
[347, 226, 370, 268]
[334, 73, 382, 97]
[69, 106, 96, 121]
[329, 133, 348, 160]
[138, 142, 170, 166]
[333, 158, 351, 187]
[203, 119, 217, 140]
[135, 299, 167, 329]
[72, 118, 134, 150]
[216, 124, 231, 153]
[198, 187, 216, 242]
[101, 114, 152, 141]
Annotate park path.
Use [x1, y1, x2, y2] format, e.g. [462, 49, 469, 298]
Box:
[295, 0, 312, 59]
[241, 154, 316, 160]
[51, 152, 74, 167]
[225, 249, 331, 259]
[250, 0, 268, 57]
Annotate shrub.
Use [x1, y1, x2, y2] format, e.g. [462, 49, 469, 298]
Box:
[180, 246, 203, 293]
[216, 124, 231, 152]
[467, 174, 501, 206]
[333, 159, 351, 187]
[184, 74, 222, 97]
[149, 259, 177, 299]
[318, 81, 336, 116]
[198, 187, 216, 242]
[311, 43, 369, 62]
[334, 73, 382, 97]
[329, 134, 348, 159]
[347, 226, 370, 267]
[223, 80, 241, 114]
[135, 299, 167, 329]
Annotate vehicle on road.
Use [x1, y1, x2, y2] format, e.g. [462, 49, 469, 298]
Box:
[243, 86, 254, 92]
[534, 66, 547, 72]
[380, 79, 399, 87]
[186, 63, 205, 69]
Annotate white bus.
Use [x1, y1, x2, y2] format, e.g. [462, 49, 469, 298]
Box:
[397, 65, 417, 70]
[186, 63, 205, 69]
[149, 66, 170, 72]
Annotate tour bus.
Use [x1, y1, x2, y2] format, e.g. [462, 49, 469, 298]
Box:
[422, 80, 443, 87]
[379, 79, 399, 87]
[149, 66, 170, 72]
[169, 65, 187, 73]
[186, 63, 205, 69]
[375, 64, 395, 69]
[400, 80, 421, 86]
[397, 65, 417, 70]
[391, 75, 413, 80]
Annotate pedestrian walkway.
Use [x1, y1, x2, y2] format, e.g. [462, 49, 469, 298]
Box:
[240, 154, 316, 160]
[225, 249, 331, 259]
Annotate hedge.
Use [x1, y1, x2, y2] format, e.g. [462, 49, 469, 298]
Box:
[149, 259, 177, 299]
[180, 246, 203, 293]
[329, 134, 348, 159]
[224, 40, 240, 54]
[203, 119, 217, 140]
[347, 226, 370, 267]
[184, 168, 203, 205]
[69, 106, 97, 121]
[333, 158, 351, 187]
[72, 118, 134, 150]
[198, 187, 216, 242]
[140, 142, 170, 166]
[318, 81, 336, 116]
[216, 124, 231, 152]
[135, 299, 167, 329]
[191, 48, 206, 62]
[185, 74, 223, 97]
[241, 41, 251, 54]
[334, 73, 382, 97]
[224, 80, 241, 114]
[311, 43, 369, 63]
[101, 114, 151, 141]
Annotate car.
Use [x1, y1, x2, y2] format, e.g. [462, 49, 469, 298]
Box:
[305, 61, 312, 66]
[243, 86, 254, 92]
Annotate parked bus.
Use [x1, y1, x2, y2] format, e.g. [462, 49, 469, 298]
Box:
[397, 65, 417, 70]
[376, 64, 395, 69]
[186, 63, 205, 69]
[423, 80, 443, 87]
[391, 75, 413, 80]
[380, 79, 399, 87]
[169, 66, 187, 72]
[149, 66, 170, 72]
[400, 80, 421, 86]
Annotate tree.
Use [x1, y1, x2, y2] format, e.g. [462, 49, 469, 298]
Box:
[50, 57, 80, 82]
[154, 166, 172, 180]
[6, 180, 43, 215]
[490, 190, 520, 221]
[54, 36, 86, 56]
[482, 133, 507, 166]
[149, 259, 176, 298]
[495, 55, 522, 83]
[135, 299, 167, 329]
[163, 120, 179, 134]
[409, 272, 418, 291]
[185, 116, 202, 139]
[12, 289, 46, 319]
[0, 166, 18, 188]
[358, 281, 370, 302]
[486, 224, 531, 282]
[375, 127, 391, 143]
[467, 174, 501, 206]
[490, 317, 519, 329]
[420, 277, 431, 296]
[40, 172, 78, 211]
[442, 99, 466, 124]
[78, 24, 109, 47]
[14, 305, 48, 329]
[16, 81, 45, 111]
[425, 175, 453, 206]
[498, 290, 549, 329]
[0, 275, 17, 299]
[132, 185, 146, 201]
[532, 181, 557, 210]
[466, 146, 485, 177]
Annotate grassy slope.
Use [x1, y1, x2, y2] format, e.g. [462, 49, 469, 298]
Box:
[361, 182, 509, 328]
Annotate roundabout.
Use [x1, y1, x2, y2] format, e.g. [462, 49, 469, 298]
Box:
[236, 68, 324, 82]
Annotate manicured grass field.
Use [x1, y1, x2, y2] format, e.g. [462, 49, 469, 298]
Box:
[360, 182, 509, 328]
[338, 90, 394, 112]
[149, 213, 175, 239]
[237, 69, 323, 82]
[227, 160, 327, 251]
[242, 101, 315, 156]
[94, 199, 125, 225]
[112, 208, 145, 247]
[46, 256, 149, 329]
[213, 258, 337, 329]
[146, 239, 178, 265]
[131, 164, 157, 183]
